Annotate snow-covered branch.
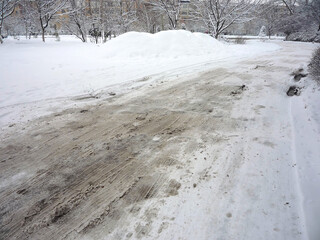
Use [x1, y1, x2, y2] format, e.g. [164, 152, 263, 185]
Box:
[195, 0, 260, 38]
[0, 0, 20, 43]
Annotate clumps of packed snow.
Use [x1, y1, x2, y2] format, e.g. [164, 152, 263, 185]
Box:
[103, 30, 225, 58]
[0, 30, 280, 127]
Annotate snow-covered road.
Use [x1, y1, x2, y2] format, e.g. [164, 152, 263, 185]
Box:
[0, 40, 319, 240]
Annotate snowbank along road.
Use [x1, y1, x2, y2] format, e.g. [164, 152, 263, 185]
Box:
[0, 41, 319, 240]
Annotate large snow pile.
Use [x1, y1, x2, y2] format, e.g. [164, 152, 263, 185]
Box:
[0, 30, 280, 126]
[103, 30, 225, 58]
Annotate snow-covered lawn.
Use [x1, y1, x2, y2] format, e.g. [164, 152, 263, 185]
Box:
[0, 30, 279, 127]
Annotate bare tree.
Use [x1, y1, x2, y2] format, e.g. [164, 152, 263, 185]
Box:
[84, 0, 116, 43]
[65, 0, 88, 42]
[0, 0, 19, 43]
[33, 0, 68, 42]
[137, 1, 161, 33]
[16, 0, 41, 39]
[195, 0, 259, 39]
[19, 3, 34, 38]
[148, 0, 183, 29]
[85, 0, 138, 43]
[259, 1, 281, 38]
[115, 0, 138, 33]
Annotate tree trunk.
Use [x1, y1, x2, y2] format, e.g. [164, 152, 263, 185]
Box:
[268, 29, 272, 39]
[101, 29, 105, 42]
[80, 30, 86, 42]
[76, 22, 86, 42]
[0, 20, 3, 44]
[152, 24, 155, 34]
[41, 28, 45, 42]
[39, 16, 46, 42]
[168, 16, 176, 29]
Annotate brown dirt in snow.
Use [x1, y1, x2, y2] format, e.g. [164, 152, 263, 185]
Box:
[0, 68, 240, 239]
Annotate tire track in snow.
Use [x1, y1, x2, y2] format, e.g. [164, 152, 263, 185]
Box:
[289, 99, 308, 240]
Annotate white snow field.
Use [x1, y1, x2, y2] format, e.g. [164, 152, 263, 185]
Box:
[0, 30, 279, 126]
[0, 31, 319, 240]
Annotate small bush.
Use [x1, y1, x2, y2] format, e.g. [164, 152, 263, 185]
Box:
[234, 37, 246, 44]
[309, 47, 320, 83]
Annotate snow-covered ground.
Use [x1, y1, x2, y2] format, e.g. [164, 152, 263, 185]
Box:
[0, 31, 279, 127]
[0, 31, 319, 240]
[290, 77, 320, 240]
